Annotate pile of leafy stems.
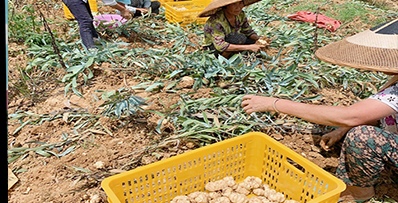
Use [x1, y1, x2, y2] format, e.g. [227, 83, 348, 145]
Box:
[9, 0, 388, 148]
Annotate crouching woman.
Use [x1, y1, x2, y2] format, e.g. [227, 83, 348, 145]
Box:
[198, 0, 265, 58]
[241, 19, 398, 202]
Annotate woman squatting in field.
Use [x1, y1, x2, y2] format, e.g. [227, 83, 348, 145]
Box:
[241, 19, 398, 201]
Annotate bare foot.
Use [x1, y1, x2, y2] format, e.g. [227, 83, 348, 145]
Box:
[339, 186, 374, 202]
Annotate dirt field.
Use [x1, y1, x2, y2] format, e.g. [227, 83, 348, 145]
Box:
[7, 0, 398, 202]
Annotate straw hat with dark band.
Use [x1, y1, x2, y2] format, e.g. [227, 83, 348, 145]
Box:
[315, 18, 398, 73]
[198, 0, 262, 17]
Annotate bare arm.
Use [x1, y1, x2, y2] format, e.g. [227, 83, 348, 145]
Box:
[109, 2, 131, 18]
[320, 119, 379, 151]
[241, 95, 395, 127]
[224, 34, 262, 52]
[225, 44, 265, 52]
[249, 33, 260, 41]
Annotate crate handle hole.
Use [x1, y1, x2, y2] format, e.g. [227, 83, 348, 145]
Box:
[286, 157, 306, 175]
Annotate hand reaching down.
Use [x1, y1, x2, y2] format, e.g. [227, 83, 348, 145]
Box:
[320, 127, 352, 151]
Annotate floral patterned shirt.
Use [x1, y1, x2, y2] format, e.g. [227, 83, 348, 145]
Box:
[203, 9, 256, 53]
[369, 82, 398, 133]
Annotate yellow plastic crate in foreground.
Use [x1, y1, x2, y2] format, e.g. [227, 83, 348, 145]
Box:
[62, 0, 98, 20]
[101, 132, 346, 203]
[164, 0, 211, 26]
[157, 0, 174, 7]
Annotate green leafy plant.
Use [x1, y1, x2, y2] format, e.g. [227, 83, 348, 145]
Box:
[8, 4, 44, 44]
[8, 133, 79, 163]
[99, 88, 148, 118]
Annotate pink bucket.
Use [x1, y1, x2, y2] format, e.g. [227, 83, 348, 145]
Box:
[93, 14, 127, 28]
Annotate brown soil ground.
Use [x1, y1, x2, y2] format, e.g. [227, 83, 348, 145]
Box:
[7, 0, 398, 202]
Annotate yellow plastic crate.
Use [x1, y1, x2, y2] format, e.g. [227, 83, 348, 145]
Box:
[62, 0, 98, 20]
[164, 0, 211, 26]
[158, 0, 174, 7]
[101, 132, 346, 203]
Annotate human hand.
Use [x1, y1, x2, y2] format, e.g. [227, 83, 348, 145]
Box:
[137, 8, 149, 14]
[246, 44, 266, 52]
[241, 95, 275, 114]
[121, 8, 132, 19]
[320, 127, 351, 151]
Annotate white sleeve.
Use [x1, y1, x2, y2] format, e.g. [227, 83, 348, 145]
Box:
[126, 5, 137, 14]
[102, 0, 117, 6]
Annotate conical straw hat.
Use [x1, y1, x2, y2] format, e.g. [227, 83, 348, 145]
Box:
[315, 18, 398, 73]
[198, 0, 262, 17]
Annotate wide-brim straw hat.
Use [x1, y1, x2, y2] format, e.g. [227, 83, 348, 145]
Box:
[315, 18, 398, 73]
[198, 0, 262, 17]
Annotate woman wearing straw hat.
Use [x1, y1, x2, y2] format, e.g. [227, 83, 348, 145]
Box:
[198, 0, 266, 58]
[241, 19, 398, 201]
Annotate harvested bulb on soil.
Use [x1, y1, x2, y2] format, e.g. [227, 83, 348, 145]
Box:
[171, 176, 299, 203]
[255, 36, 271, 46]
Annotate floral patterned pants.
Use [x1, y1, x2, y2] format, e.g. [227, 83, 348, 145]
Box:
[203, 33, 256, 58]
[336, 125, 398, 187]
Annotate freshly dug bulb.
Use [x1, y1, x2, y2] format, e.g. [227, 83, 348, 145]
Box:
[228, 192, 249, 203]
[173, 176, 290, 203]
[261, 184, 270, 190]
[223, 176, 236, 187]
[248, 196, 263, 203]
[188, 191, 208, 203]
[255, 36, 271, 46]
[257, 39, 268, 45]
[209, 196, 231, 203]
[242, 176, 262, 190]
[234, 183, 250, 195]
[256, 196, 271, 203]
[170, 195, 191, 203]
[205, 181, 218, 192]
[284, 200, 300, 203]
[267, 192, 285, 202]
[205, 180, 228, 192]
[205, 182, 219, 192]
[252, 188, 265, 196]
[208, 192, 221, 200]
[263, 188, 276, 196]
[222, 187, 234, 197]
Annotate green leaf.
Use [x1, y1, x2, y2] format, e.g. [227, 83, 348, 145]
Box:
[12, 119, 32, 135]
[8, 147, 29, 152]
[64, 82, 72, 96]
[71, 166, 92, 173]
[202, 112, 209, 125]
[145, 82, 164, 92]
[87, 68, 94, 79]
[66, 65, 84, 74]
[72, 86, 84, 98]
[166, 70, 183, 79]
[72, 77, 78, 88]
[58, 146, 75, 157]
[156, 118, 164, 134]
[85, 56, 95, 67]
[35, 149, 52, 157]
[62, 73, 74, 82]
[8, 154, 22, 164]
[165, 80, 179, 90]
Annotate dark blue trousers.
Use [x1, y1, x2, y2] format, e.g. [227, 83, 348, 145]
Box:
[63, 0, 99, 49]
